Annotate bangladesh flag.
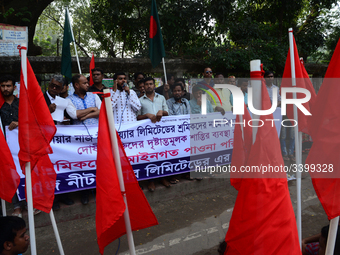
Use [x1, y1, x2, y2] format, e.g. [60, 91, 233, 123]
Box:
[61, 8, 74, 82]
[149, 0, 165, 68]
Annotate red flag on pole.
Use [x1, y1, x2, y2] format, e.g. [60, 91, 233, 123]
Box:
[89, 53, 95, 86]
[224, 82, 300, 254]
[96, 102, 158, 255]
[281, 35, 316, 135]
[230, 104, 252, 191]
[0, 128, 20, 203]
[305, 38, 340, 220]
[18, 53, 57, 213]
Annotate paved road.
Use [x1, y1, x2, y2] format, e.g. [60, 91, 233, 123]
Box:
[25, 173, 329, 255]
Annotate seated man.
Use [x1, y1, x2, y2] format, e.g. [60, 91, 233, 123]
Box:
[137, 77, 168, 123]
[0, 216, 29, 255]
[166, 82, 190, 115]
[67, 74, 101, 125]
[190, 85, 214, 114]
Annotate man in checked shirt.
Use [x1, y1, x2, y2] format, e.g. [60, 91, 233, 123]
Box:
[110, 72, 141, 127]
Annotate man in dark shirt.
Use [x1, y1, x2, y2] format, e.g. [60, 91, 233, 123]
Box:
[88, 67, 107, 101]
[0, 75, 18, 132]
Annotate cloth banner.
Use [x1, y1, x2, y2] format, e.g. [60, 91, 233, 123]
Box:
[7, 113, 237, 200]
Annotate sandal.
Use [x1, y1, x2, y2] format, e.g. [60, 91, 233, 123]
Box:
[12, 212, 22, 218]
[169, 177, 179, 184]
[283, 156, 289, 161]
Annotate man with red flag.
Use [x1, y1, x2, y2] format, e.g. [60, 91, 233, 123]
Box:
[96, 96, 158, 255]
[0, 75, 20, 210]
[305, 38, 340, 221]
[224, 81, 300, 254]
[18, 50, 57, 213]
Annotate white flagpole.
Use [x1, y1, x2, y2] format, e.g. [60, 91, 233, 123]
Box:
[103, 89, 136, 255]
[289, 27, 302, 247]
[326, 216, 339, 255]
[20, 44, 37, 255]
[250, 59, 262, 141]
[49, 210, 65, 255]
[66, 7, 82, 74]
[0, 119, 7, 216]
[162, 58, 167, 86]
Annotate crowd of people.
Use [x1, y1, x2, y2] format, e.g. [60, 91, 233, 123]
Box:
[0, 66, 297, 215]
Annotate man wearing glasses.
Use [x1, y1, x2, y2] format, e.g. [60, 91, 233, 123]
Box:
[198, 67, 215, 90]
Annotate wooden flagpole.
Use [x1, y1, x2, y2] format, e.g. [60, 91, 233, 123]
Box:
[103, 89, 136, 255]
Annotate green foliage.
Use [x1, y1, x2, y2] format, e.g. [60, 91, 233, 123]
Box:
[33, 36, 57, 56]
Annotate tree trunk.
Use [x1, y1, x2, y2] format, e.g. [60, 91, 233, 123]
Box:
[0, 0, 54, 56]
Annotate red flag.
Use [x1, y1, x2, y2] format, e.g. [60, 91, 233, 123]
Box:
[18, 55, 57, 213]
[89, 53, 95, 86]
[225, 82, 300, 254]
[230, 104, 252, 190]
[305, 38, 340, 220]
[0, 91, 4, 108]
[96, 102, 158, 255]
[0, 128, 20, 203]
[281, 35, 316, 135]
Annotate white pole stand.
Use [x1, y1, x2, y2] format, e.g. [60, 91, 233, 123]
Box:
[250, 59, 262, 142]
[326, 216, 339, 255]
[50, 210, 65, 255]
[288, 27, 302, 247]
[103, 89, 136, 255]
[162, 58, 167, 85]
[26, 162, 37, 255]
[1, 199, 6, 216]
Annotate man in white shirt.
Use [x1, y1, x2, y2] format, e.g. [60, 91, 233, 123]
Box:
[264, 71, 281, 106]
[110, 72, 141, 127]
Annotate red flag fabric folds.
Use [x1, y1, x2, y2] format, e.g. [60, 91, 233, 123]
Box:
[18, 57, 57, 213]
[89, 53, 95, 86]
[0, 128, 20, 203]
[96, 103, 158, 255]
[230, 104, 252, 191]
[305, 38, 340, 220]
[225, 82, 300, 254]
[281, 35, 316, 135]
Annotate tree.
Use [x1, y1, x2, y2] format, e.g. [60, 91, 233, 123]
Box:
[0, 0, 54, 55]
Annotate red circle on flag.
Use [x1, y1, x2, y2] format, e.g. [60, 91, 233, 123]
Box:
[149, 16, 157, 38]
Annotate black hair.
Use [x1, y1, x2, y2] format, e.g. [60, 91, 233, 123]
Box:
[264, 71, 274, 77]
[91, 67, 104, 75]
[238, 78, 248, 86]
[134, 72, 145, 80]
[0, 216, 26, 253]
[218, 241, 227, 255]
[113, 72, 126, 80]
[215, 72, 224, 77]
[192, 85, 202, 94]
[204, 67, 212, 72]
[172, 82, 184, 92]
[0, 75, 16, 86]
[137, 79, 145, 88]
[71, 74, 82, 85]
[144, 76, 155, 85]
[175, 78, 185, 85]
[161, 74, 174, 84]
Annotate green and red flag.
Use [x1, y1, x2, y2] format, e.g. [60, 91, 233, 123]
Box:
[149, 0, 165, 68]
[61, 8, 74, 82]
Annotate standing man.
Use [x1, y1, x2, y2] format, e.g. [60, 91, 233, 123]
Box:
[155, 74, 174, 100]
[110, 72, 141, 126]
[0, 75, 18, 132]
[132, 72, 145, 94]
[0, 75, 23, 217]
[198, 67, 214, 90]
[136, 79, 145, 98]
[190, 85, 214, 114]
[264, 71, 281, 106]
[137, 77, 169, 191]
[67, 74, 101, 126]
[137, 77, 168, 123]
[166, 83, 190, 116]
[206, 73, 231, 114]
[88, 67, 107, 101]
